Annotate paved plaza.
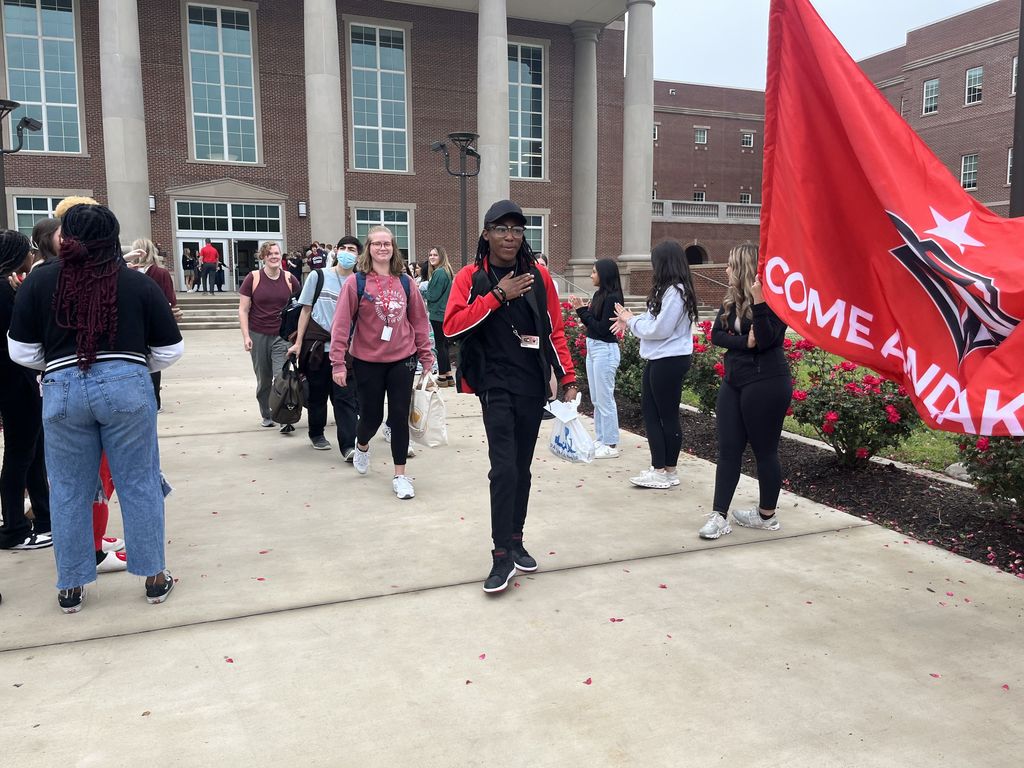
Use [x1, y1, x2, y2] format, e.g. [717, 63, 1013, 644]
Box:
[0, 329, 1021, 766]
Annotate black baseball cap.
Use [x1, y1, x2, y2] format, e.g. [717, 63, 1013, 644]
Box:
[484, 199, 526, 227]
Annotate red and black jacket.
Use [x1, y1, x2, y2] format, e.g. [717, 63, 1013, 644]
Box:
[443, 260, 575, 396]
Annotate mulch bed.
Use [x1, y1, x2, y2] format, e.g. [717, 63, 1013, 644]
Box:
[588, 397, 1024, 578]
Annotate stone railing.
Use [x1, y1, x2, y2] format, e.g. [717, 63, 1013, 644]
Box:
[651, 199, 761, 224]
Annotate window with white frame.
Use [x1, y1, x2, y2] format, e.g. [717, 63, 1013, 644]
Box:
[354, 208, 411, 256]
[960, 154, 978, 190]
[739, 192, 752, 204]
[176, 200, 229, 231]
[922, 78, 939, 114]
[508, 42, 544, 179]
[692, 191, 706, 202]
[965, 66, 983, 105]
[741, 132, 754, 148]
[350, 24, 408, 171]
[694, 127, 707, 145]
[230, 203, 281, 233]
[1008, 147, 1013, 186]
[13, 195, 62, 235]
[3, 0, 80, 152]
[653, 123, 659, 142]
[1013, 57, 1018, 96]
[186, 5, 257, 163]
[523, 214, 544, 254]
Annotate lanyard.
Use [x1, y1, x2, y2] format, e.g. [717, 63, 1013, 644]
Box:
[488, 265, 530, 343]
[370, 273, 395, 326]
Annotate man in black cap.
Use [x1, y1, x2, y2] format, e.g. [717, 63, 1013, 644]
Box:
[444, 199, 578, 594]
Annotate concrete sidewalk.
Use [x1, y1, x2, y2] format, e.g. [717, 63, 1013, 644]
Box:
[1, 329, 1021, 767]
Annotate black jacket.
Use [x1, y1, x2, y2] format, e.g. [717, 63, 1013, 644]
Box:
[576, 289, 622, 344]
[711, 302, 789, 387]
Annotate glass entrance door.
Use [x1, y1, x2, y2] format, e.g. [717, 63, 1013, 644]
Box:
[234, 239, 259, 290]
[180, 239, 230, 292]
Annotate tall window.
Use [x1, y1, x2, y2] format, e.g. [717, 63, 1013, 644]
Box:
[2, 0, 80, 152]
[922, 78, 939, 115]
[350, 24, 408, 171]
[692, 191, 706, 202]
[965, 66, 983, 105]
[187, 5, 257, 163]
[1008, 147, 1013, 186]
[652, 123, 659, 142]
[1013, 57, 1018, 96]
[960, 154, 978, 190]
[13, 194, 61, 234]
[694, 127, 707, 145]
[741, 131, 754, 148]
[354, 208, 410, 256]
[508, 43, 543, 179]
[739, 192, 752, 204]
[524, 214, 544, 254]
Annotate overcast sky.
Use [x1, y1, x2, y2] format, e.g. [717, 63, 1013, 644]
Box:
[653, 0, 998, 90]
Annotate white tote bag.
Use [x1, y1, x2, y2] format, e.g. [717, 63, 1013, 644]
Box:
[547, 395, 595, 464]
[409, 376, 448, 448]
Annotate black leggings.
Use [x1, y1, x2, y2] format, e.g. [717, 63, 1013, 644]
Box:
[713, 375, 792, 512]
[353, 355, 416, 466]
[0, 374, 51, 545]
[641, 355, 691, 469]
[430, 319, 451, 376]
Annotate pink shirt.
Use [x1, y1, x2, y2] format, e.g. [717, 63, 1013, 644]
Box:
[329, 272, 433, 372]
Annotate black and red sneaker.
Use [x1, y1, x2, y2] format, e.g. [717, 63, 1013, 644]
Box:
[483, 549, 516, 594]
[509, 539, 537, 572]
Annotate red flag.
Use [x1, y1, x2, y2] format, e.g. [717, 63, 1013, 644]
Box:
[761, 0, 1024, 436]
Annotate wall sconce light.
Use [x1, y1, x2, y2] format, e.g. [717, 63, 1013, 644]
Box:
[148, 194, 156, 212]
[298, 201, 308, 218]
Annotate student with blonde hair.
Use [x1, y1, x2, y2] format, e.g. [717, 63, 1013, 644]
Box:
[129, 238, 181, 412]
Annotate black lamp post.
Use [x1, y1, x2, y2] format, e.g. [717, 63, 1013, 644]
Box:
[431, 132, 481, 266]
[0, 99, 42, 229]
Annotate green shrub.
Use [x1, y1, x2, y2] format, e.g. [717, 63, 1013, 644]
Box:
[957, 436, 1024, 514]
[686, 319, 725, 415]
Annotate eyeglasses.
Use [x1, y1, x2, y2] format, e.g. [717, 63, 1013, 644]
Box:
[488, 225, 525, 237]
[369, 241, 393, 249]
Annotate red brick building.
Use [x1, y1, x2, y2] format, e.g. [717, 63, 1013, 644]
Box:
[0, 0, 631, 291]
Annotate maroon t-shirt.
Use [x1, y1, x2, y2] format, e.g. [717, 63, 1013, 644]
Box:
[239, 269, 297, 335]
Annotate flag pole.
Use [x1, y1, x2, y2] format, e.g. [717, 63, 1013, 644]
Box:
[1010, 2, 1024, 216]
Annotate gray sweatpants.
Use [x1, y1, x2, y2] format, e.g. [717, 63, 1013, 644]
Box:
[249, 330, 290, 420]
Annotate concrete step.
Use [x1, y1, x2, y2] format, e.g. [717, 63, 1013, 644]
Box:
[180, 321, 239, 331]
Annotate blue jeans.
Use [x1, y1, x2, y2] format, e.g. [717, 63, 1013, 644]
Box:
[585, 337, 621, 446]
[42, 361, 166, 589]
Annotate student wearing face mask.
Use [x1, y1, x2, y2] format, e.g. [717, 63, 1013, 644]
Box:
[287, 235, 361, 459]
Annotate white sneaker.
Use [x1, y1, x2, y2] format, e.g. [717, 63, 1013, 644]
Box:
[353, 443, 370, 475]
[393, 474, 415, 499]
[382, 424, 392, 442]
[97, 550, 128, 573]
[698, 512, 732, 540]
[732, 508, 781, 531]
[664, 470, 680, 486]
[629, 468, 672, 489]
[593, 444, 619, 460]
[406, 444, 416, 458]
[100, 536, 125, 553]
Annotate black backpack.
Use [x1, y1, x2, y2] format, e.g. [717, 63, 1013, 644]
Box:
[278, 270, 326, 341]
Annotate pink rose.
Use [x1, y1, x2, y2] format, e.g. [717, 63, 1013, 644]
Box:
[792, 390, 808, 401]
[825, 411, 839, 423]
[856, 447, 869, 459]
[713, 362, 725, 378]
[840, 361, 857, 372]
[976, 437, 990, 452]
[822, 422, 835, 434]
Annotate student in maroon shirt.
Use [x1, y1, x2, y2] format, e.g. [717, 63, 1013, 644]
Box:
[129, 238, 182, 412]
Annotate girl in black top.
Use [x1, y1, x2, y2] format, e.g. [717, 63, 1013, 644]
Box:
[699, 243, 792, 540]
[569, 259, 624, 458]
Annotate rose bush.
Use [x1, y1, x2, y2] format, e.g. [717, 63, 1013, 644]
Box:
[957, 436, 1024, 515]
[686, 320, 726, 415]
[559, 302, 589, 391]
[788, 344, 920, 464]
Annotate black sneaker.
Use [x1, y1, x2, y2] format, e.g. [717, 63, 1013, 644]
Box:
[310, 435, 331, 450]
[9, 531, 53, 550]
[58, 586, 84, 614]
[146, 569, 175, 604]
[483, 549, 517, 594]
[510, 540, 537, 572]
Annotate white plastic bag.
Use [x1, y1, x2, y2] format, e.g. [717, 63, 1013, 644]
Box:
[547, 395, 595, 464]
[409, 375, 448, 448]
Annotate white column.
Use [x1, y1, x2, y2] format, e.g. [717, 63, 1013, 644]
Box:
[620, 0, 655, 278]
[98, 0, 151, 241]
[568, 21, 602, 285]
[304, 0, 346, 241]
[477, 0, 510, 222]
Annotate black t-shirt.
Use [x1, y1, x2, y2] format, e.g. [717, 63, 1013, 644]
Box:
[478, 264, 544, 398]
[9, 261, 183, 373]
[0, 281, 36, 387]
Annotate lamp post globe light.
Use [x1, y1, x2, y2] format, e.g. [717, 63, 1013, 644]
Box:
[0, 98, 43, 230]
[431, 131, 481, 266]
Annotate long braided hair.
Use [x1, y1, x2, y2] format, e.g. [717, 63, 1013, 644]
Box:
[52, 204, 123, 371]
[474, 229, 536, 274]
[0, 229, 31, 278]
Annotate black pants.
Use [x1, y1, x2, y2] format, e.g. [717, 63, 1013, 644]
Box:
[0, 374, 51, 545]
[201, 263, 217, 292]
[151, 371, 161, 409]
[713, 375, 792, 512]
[353, 355, 416, 466]
[641, 355, 691, 469]
[430, 319, 451, 376]
[480, 388, 545, 550]
[306, 359, 359, 453]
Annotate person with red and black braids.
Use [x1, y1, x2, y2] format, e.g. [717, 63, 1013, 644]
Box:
[8, 203, 184, 613]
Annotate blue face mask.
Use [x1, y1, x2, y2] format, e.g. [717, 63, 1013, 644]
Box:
[338, 251, 357, 269]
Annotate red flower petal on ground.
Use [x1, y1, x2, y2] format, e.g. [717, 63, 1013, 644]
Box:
[225, 658, 234, 663]
[658, 584, 667, 589]
[609, 618, 624, 623]
[478, 654, 486, 660]
[583, 678, 593, 685]
[1002, 684, 1010, 691]
[465, 680, 472, 685]
[548, 551, 556, 555]
[258, 550, 269, 554]
[929, 673, 941, 678]
[945, 592, 954, 597]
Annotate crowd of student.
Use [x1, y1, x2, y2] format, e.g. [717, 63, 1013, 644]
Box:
[0, 194, 791, 607]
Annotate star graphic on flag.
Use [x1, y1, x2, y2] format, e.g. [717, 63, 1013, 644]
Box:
[924, 208, 984, 254]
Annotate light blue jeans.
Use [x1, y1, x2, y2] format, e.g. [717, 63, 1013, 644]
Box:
[585, 337, 621, 446]
[42, 361, 166, 589]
